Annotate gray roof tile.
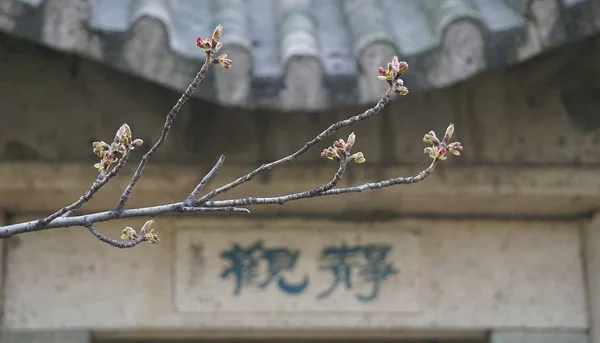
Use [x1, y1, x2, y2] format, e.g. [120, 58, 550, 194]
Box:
[2, 0, 600, 111]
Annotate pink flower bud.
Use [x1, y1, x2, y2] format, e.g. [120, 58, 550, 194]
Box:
[321, 147, 340, 161]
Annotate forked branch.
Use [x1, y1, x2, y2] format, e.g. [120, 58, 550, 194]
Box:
[0, 25, 463, 248]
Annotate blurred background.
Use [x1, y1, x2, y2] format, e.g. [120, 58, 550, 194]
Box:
[0, 0, 599, 342]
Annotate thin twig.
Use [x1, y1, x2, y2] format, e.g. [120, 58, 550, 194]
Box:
[195, 87, 394, 205]
[115, 54, 213, 213]
[34, 153, 131, 228]
[85, 221, 146, 249]
[201, 160, 438, 207]
[184, 154, 226, 206]
[317, 160, 348, 193]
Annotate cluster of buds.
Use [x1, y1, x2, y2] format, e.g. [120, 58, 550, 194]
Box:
[321, 132, 366, 164]
[377, 55, 409, 95]
[213, 53, 232, 69]
[92, 123, 143, 173]
[120, 220, 160, 244]
[423, 124, 464, 161]
[196, 24, 232, 69]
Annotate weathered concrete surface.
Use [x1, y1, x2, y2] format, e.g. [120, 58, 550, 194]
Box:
[94, 328, 487, 341]
[583, 213, 600, 343]
[0, 162, 597, 218]
[1, 31, 600, 167]
[0, 330, 90, 343]
[491, 331, 588, 343]
[0, 214, 5, 326]
[2, 218, 587, 330]
[174, 224, 421, 313]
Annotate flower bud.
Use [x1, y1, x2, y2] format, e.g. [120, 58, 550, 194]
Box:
[437, 148, 448, 160]
[116, 144, 127, 155]
[213, 54, 232, 69]
[346, 132, 356, 151]
[333, 139, 346, 154]
[94, 162, 105, 171]
[444, 123, 455, 141]
[397, 61, 408, 75]
[141, 219, 154, 234]
[144, 229, 160, 244]
[212, 24, 223, 42]
[448, 141, 463, 156]
[131, 139, 144, 148]
[321, 147, 340, 161]
[423, 131, 440, 145]
[424, 146, 438, 159]
[196, 37, 212, 52]
[92, 141, 107, 157]
[423, 134, 434, 145]
[394, 85, 409, 95]
[391, 55, 400, 72]
[116, 123, 132, 146]
[350, 152, 366, 164]
[220, 58, 232, 69]
[377, 63, 393, 82]
[121, 227, 137, 240]
[448, 141, 463, 150]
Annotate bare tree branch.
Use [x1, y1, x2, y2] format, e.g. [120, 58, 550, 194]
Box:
[195, 88, 394, 205]
[0, 158, 443, 239]
[184, 154, 226, 206]
[202, 159, 438, 207]
[85, 222, 146, 249]
[114, 54, 214, 213]
[34, 149, 132, 228]
[0, 205, 249, 238]
[0, 25, 464, 249]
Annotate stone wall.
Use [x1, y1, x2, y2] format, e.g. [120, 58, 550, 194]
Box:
[1, 217, 587, 332]
[1, 19, 600, 343]
[1, 31, 600, 168]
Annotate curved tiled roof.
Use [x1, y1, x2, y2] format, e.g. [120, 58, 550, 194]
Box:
[1, 0, 599, 111]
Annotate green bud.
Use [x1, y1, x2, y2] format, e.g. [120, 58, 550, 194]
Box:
[350, 152, 366, 164]
[445, 123, 455, 141]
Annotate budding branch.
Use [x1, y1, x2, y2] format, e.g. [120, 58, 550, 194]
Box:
[0, 25, 463, 248]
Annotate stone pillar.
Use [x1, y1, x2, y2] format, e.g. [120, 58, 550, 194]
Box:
[0, 213, 5, 326]
[583, 213, 600, 343]
[0, 330, 91, 343]
[491, 331, 588, 343]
